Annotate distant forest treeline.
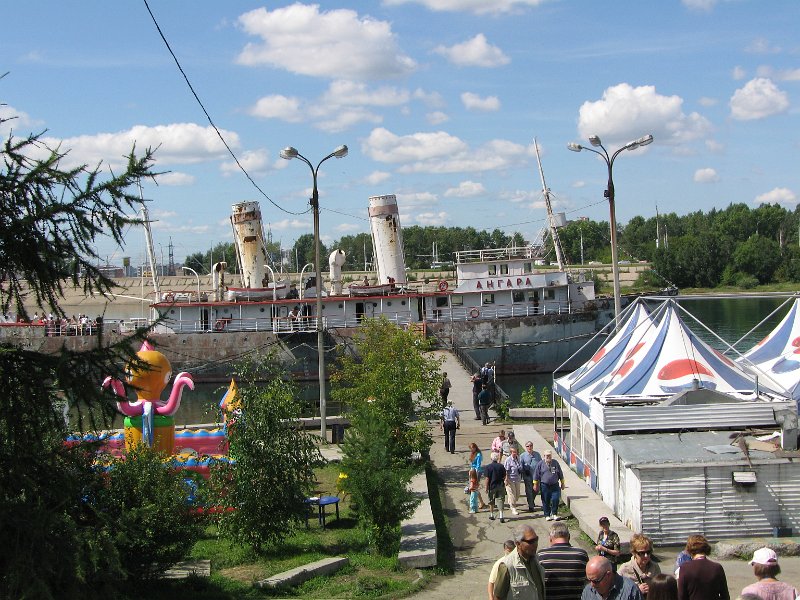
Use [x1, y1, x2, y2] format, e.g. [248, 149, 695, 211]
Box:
[184, 202, 800, 289]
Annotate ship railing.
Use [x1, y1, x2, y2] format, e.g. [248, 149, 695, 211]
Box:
[454, 245, 537, 264]
[426, 302, 571, 322]
[159, 312, 415, 334]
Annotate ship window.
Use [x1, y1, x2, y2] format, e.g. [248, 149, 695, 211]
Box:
[339, 304, 344, 308]
[436, 297, 448, 308]
[387, 301, 392, 306]
[401, 300, 406, 306]
[488, 264, 497, 276]
[450, 295, 463, 306]
[545, 289, 555, 300]
[512, 291, 525, 303]
[483, 293, 495, 305]
[524, 262, 532, 273]
[259, 307, 265, 312]
[500, 264, 509, 275]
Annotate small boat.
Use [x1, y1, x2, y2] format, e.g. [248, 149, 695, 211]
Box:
[225, 281, 290, 301]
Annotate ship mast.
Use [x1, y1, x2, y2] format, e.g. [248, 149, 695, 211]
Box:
[138, 181, 160, 300]
[534, 139, 566, 270]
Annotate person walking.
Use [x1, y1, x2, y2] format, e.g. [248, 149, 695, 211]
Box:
[468, 468, 481, 513]
[532, 449, 565, 521]
[582, 556, 644, 600]
[520, 441, 542, 512]
[479, 384, 493, 425]
[491, 524, 546, 600]
[740, 547, 798, 600]
[677, 535, 729, 600]
[501, 430, 521, 461]
[469, 442, 489, 510]
[484, 452, 507, 523]
[537, 521, 589, 600]
[595, 517, 622, 569]
[440, 399, 460, 454]
[471, 371, 483, 419]
[439, 372, 452, 409]
[619, 534, 661, 597]
[503, 446, 523, 516]
[488, 540, 516, 600]
[648, 574, 678, 600]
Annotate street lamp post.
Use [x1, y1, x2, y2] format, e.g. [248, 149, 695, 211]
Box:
[568, 134, 653, 330]
[299, 262, 314, 300]
[280, 144, 348, 440]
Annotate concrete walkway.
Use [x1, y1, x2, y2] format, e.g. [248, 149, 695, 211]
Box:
[409, 350, 800, 599]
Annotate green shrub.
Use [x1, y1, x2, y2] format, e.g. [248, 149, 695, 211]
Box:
[208, 354, 323, 553]
[99, 444, 202, 580]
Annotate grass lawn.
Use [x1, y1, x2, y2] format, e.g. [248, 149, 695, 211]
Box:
[118, 462, 428, 599]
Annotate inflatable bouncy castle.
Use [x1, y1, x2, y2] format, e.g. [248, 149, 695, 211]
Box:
[102, 340, 194, 454]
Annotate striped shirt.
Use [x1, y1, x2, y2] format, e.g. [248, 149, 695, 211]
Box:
[537, 542, 590, 600]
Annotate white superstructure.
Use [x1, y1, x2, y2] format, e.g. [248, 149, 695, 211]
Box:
[230, 201, 269, 289]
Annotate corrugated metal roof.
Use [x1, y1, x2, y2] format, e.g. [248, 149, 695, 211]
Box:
[599, 403, 787, 434]
[605, 430, 788, 467]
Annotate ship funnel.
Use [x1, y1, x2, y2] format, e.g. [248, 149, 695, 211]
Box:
[368, 194, 407, 285]
[230, 202, 269, 289]
[329, 249, 346, 295]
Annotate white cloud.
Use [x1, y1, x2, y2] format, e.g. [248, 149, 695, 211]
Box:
[383, 0, 546, 15]
[397, 191, 439, 206]
[413, 89, 446, 108]
[362, 127, 532, 174]
[154, 171, 195, 186]
[461, 92, 501, 111]
[314, 107, 383, 133]
[745, 37, 781, 54]
[363, 171, 391, 185]
[221, 149, 272, 177]
[433, 34, 510, 68]
[756, 66, 800, 82]
[754, 187, 796, 206]
[41, 123, 236, 170]
[322, 80, 410, 108]
[576, 83, 712, 146]
[698, 97, 717, 107]
[0, 104, 42, 137]
[236, 4, 416, 80]
[681, 0, 717, 11]
[335, 223, 361, 233]
[269, 218, 312, 231]
[705, 139, 724, 153]
[427, 111, 449, 125]
[732, 66, 746, 81]
[729, 78, 789, 121]
[693, 168, 719, 183]
[444, 180, 485, 197]
[249, 95, 304, 122]
[411, 211, 448, 226]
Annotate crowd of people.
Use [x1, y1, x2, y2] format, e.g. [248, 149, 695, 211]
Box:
[14, 312, 104, 336]
[484, 522, 795, 600]
[459, 431, 794, 600]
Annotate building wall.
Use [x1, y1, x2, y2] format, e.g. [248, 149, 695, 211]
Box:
[634, 462, 800, 544]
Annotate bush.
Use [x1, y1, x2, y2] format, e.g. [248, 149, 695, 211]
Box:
[99, 444, 202, 580]
[208, 353, 323, 552]
[340, 412, 420, 556]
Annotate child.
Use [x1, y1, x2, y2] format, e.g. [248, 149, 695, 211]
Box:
[468, 468, 480, 513]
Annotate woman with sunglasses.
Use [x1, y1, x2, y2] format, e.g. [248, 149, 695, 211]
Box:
[619, 534, 661, 597]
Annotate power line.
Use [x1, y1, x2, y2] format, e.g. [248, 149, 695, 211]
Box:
[141, 0, 309, 217]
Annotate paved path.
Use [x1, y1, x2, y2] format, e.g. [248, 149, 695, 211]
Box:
[411, 351, 800, 600]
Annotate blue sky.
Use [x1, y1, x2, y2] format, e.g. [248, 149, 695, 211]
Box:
[3, 0, 799, 266]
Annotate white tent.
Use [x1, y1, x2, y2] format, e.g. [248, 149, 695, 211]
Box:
[739, 297, 800, 401]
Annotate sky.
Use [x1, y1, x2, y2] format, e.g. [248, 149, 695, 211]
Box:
[3, 0, 799, 267]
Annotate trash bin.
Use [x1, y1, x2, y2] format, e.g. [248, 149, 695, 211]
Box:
[331, 424, 345, 444]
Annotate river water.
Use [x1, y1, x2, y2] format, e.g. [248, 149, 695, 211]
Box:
[83, 295, 794, 429]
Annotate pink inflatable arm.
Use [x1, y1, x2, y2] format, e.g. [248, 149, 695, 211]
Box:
[103, 376, 143, 417]
[155, 372, 194, 416]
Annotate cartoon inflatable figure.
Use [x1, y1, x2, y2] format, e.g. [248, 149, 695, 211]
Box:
[103, 340, 194, 454]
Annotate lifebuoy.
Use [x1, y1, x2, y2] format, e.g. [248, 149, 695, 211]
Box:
[214, 319, 225, 331]
[469, 308, 480, 319]
[164, 292, 175, 303]
[437, 280, 448, 292]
